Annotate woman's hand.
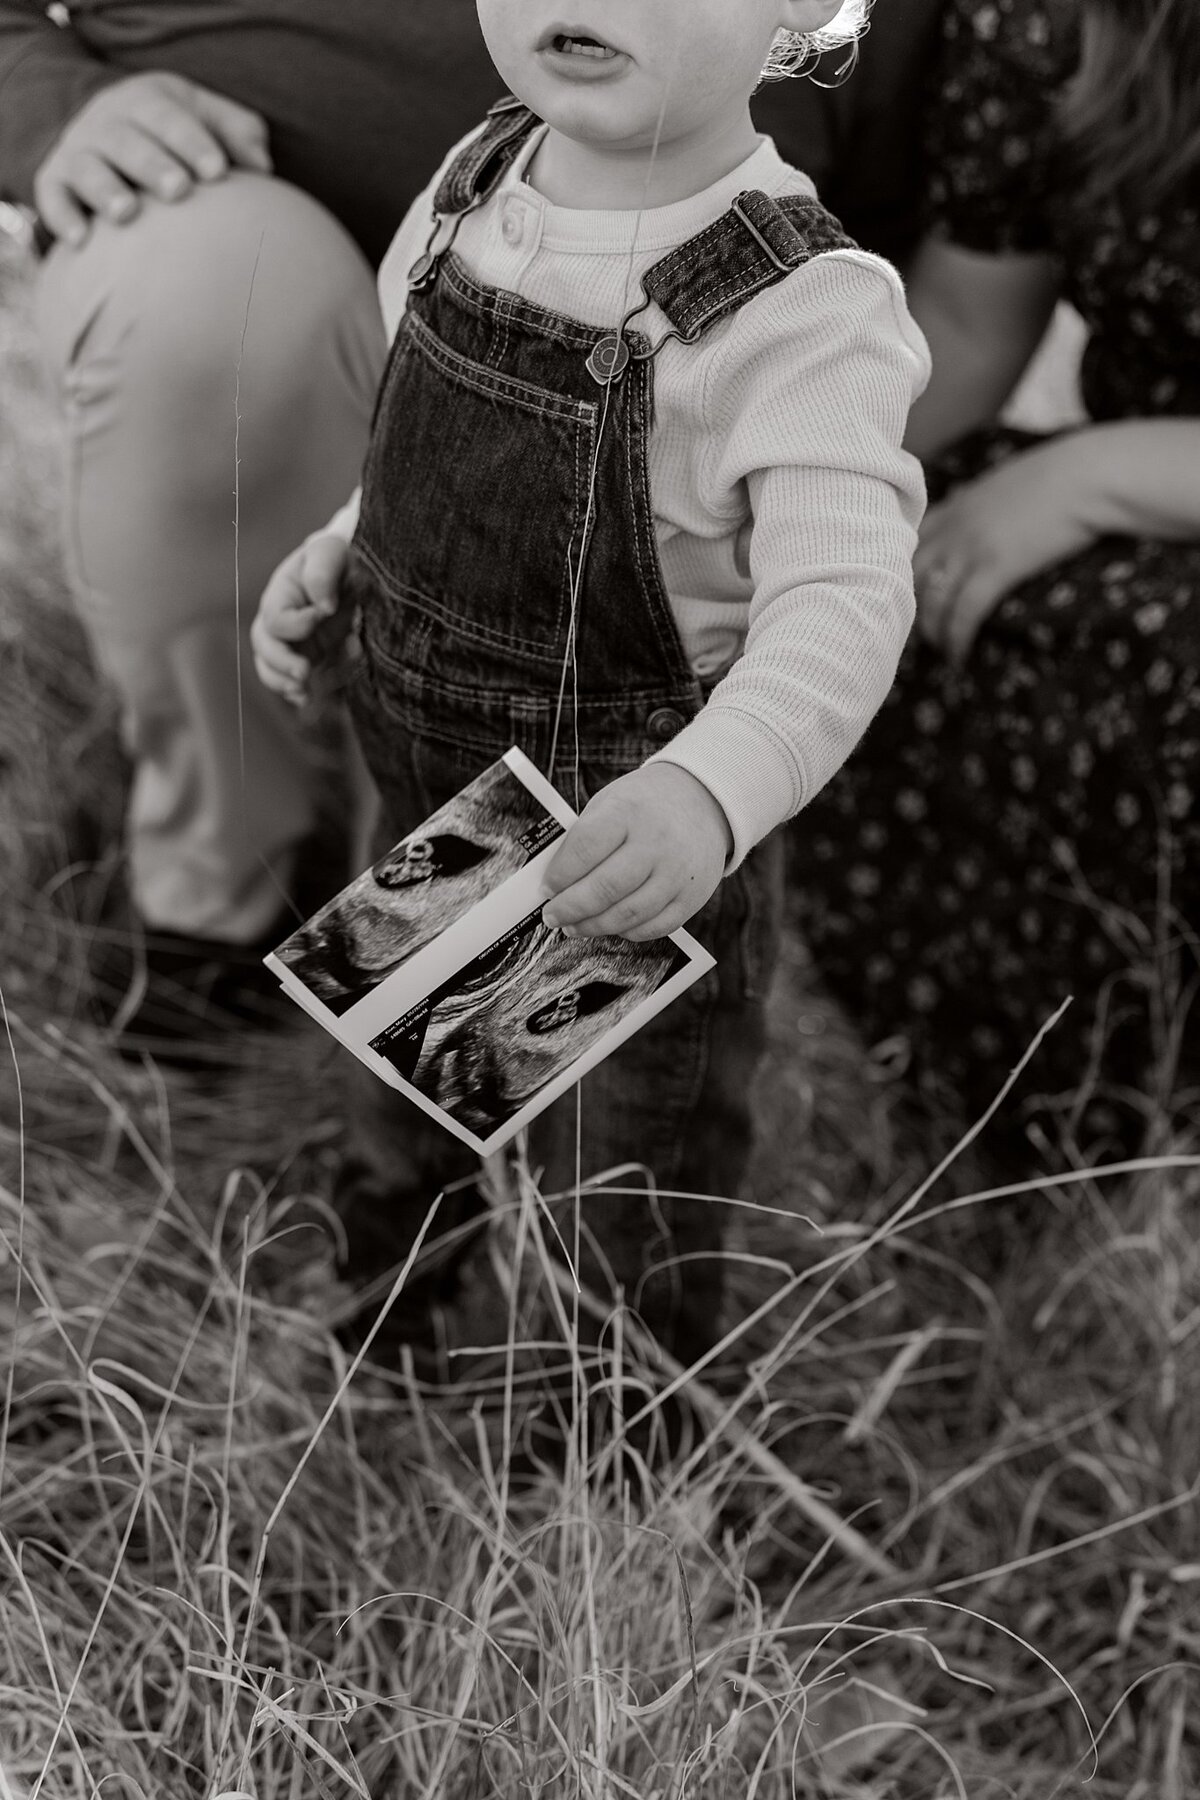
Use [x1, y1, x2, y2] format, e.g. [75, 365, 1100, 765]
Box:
[914, 433, 1104, 665]
[34, 71, 272, 248]
[542, 764, 732, 942]
[916, 419, 1200, 665]
[252, 532, 349, 706]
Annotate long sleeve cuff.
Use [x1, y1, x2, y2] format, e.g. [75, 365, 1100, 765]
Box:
[648, 706, 807, 870]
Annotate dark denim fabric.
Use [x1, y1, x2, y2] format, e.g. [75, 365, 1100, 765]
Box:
[641, 187, 856, 339]
[337, 104, 852, 1359]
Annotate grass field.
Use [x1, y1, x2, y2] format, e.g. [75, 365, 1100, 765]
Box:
[1, 231, 1198, 1799]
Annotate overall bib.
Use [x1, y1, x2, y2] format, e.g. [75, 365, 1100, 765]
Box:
[340, 100, 855, 1360]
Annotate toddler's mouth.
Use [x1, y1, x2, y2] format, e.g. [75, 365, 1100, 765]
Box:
[544, 30, 619, 60]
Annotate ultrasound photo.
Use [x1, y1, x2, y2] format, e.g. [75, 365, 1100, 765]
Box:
[369, 907, 687, 1143]
[271, 754, 564, 1015]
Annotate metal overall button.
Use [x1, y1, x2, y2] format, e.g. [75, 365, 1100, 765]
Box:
[646, 706, 687, 743]
[408, 251, 438, 289]
[586, 334, 631, 384]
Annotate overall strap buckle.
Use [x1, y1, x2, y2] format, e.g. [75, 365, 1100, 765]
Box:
[584, 191, 857, 383]
[730, 193, 804, 274]
[640, 190, 858, 344]
[410, 97, 543, 294]
[433, 97, 542, 218]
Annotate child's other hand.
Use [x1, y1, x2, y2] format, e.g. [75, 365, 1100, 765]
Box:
[252, 531, 349, 706]
[542, 763, 732, 941]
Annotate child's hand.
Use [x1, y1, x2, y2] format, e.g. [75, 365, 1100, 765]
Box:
[543, 763, 732, 941]
[252, 531, 349, 706]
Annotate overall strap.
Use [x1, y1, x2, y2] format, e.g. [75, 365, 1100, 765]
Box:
[641, 191, 859, 342]
[433, 95, 542, 217]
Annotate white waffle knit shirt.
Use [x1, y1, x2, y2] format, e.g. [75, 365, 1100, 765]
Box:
[328, 129, 931, 864]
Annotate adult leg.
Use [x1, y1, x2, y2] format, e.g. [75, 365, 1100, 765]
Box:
[34, 172, 386, 943]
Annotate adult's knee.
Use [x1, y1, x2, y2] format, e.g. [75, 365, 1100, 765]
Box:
[36, 172, 384, 469]
[36, 174, 385, 616]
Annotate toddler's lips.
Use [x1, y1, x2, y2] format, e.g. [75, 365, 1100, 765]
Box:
[538, 26, 626, 68]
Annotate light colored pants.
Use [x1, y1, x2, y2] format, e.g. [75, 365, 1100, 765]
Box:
[35, 172, 387, 942]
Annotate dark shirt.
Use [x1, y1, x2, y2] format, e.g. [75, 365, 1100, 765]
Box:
[928, 0, 1200, 422]
[0, 0, 942, 268]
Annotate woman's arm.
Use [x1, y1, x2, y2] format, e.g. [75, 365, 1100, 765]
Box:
[1075, 419, 1200, 540]
[915, 419, 1200, 665]
[903, 232, 1063, 460]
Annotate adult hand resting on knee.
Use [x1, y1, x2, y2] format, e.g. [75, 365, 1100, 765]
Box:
[253, 532, 350, 707]
[33, 70, 272, 247]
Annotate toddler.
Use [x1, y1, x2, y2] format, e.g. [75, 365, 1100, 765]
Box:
[253, 0, 929, 1364]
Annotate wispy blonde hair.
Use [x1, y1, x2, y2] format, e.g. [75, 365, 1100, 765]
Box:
[1058, 0, 1200, 212]
[762, 0, 872, 82]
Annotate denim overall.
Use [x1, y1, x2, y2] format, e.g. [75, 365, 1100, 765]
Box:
[340, 99, 857, 1361]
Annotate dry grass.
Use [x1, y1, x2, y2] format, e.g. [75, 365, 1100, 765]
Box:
[2, 232, 1199, 1799]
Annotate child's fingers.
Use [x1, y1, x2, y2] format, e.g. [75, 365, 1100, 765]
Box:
[302, 533, 349, 606]
[543, 806, 629, 899]
[563, 875, 701, 942]
[254, 634, 311, 689]
[270, 602, 329, 642]
[254, 655, 306, 704]
[553, 869, 674, 938]
[619, 900, 687, 942]
[256, 665, 307, 704]
[542, 839, 652, 926]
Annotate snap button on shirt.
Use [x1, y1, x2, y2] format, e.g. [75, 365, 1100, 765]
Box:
[501, 201, 523, 245]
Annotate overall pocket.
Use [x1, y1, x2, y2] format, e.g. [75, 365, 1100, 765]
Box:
[355, 308, 600, 669]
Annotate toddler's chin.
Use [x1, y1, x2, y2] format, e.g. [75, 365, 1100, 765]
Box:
[521, 76, 660, 143]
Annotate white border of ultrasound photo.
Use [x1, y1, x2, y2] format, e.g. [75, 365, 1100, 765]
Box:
[264, 748, 715, 1155]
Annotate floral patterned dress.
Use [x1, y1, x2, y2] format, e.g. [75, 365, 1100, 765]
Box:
[792, 0, 1200, 1132]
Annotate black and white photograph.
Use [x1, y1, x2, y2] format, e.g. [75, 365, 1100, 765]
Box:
[4, 0, 1199, 1789]
[269, 749, 566, 1015]
[264, 747, 714, 1152]
[369, 906, 690, 1147]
